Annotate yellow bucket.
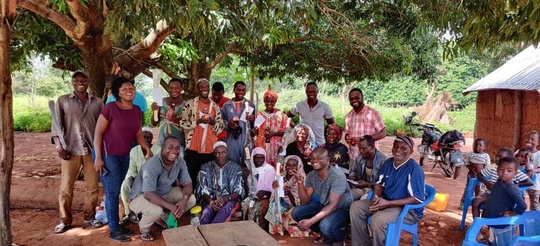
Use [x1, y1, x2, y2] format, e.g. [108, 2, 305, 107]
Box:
[426, 193, 449, 212]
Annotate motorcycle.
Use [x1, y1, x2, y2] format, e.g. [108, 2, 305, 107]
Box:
[404, 112, 465, 177]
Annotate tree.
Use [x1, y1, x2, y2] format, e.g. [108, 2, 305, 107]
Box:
[0, 0, 17, 245]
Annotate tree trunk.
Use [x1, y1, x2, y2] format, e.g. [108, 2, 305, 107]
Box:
[80, 46, 113, 98]
[185, 61, 212, 99]
[0, 1, 17, 245]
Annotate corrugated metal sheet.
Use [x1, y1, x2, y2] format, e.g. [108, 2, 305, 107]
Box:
[462, 46, 540, 95]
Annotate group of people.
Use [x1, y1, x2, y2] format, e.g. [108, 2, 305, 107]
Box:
[50, 70, 539, 245]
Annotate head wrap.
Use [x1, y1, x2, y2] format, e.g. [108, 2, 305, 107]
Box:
[283, 124, 317, 149]
[394, 134, 414, 152]
[142, 127, 153, 133]
[251, 147, 267, 165]
[283, 155, 304, 177]
[325, 124, 343, 140]
[213, 141, 227, 150]
[263, 90, 278, 100]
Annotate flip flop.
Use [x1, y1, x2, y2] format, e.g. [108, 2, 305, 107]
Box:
[313, 236, 331, 244]
[85, 219, 104, 228]
[53, 223, 70, 234]
[141, 232, 154, 241]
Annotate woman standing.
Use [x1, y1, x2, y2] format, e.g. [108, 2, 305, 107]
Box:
[151, 78, 187, 153]
[94, 77, 153, 242]
[253, 90, 288, 167]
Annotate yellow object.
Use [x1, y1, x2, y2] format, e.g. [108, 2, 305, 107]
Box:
[190, 205, 202, 215]
[426, 193, 449, 212]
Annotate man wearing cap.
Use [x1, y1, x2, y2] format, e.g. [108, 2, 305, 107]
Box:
[196, 141, 245, 224]
[129, 136, 196, 241]
[350, 135, 425, 246]
[119, 127, 161, 223]
[52, 70, 104, 233]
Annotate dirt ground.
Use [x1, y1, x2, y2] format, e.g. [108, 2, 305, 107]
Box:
[9, 132, 482, 246]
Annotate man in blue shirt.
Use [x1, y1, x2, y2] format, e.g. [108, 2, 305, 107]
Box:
[350, 135, 425, 246]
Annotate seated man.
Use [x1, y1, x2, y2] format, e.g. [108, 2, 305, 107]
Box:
[129, 136, 196, 241]
[120, 127, 161, 223]
[349, 135, 388, 200]
[350, 135, 425, 246]
[197, 141, 245, 224]
[293, 147, 353, 245]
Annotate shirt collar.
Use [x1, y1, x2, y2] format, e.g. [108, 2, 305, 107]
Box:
[393, 158, 410, 169]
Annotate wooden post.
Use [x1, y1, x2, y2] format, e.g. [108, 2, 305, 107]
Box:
[513, 90, 523, 150]
[249, 65, 255, 102]
[0, 1, 17, 245]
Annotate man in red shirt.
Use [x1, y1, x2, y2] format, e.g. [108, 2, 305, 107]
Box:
[212, 81, 229, 140]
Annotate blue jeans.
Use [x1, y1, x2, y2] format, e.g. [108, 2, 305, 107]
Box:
[292, 201, 349, 242]
[490, 225, 517, 246]
[99, 155, 130, 232]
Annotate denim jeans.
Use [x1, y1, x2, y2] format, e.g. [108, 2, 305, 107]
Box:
[292, 201, 350, 242]
[99, 154, 130, 232]
[490, 225, 517, 246]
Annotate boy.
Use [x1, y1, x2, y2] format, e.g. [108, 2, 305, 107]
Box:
[459, 139, 490, 209]
[481, 156, 527, 245]
[522, 131, 540, 210]
[473, 148, 532, 218]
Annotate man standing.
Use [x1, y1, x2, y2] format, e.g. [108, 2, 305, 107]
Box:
[52, 70, 103, 233]
[181, 78, 224, 185]
[212, 81, 229, 141]
[196, 141, 245, 224]
[293, 148, 353, 245]
[221, 81, 256, 165]
[349, 135, 388, 200]
[129, 136, 196, 241]
[350, 135, 425, 246]
[345, 88, 386, 161]
[287, 82, 334, 146]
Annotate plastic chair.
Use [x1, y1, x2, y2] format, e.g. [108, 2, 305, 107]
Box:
[460, 177, 480, 231]
[462, 210, 540, 246]
[367, 184, 436, 246]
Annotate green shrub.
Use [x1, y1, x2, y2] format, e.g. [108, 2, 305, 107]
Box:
[14, 110, 51, 132]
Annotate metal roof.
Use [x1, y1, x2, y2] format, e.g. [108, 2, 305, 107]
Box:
[462, 46, 540, 95]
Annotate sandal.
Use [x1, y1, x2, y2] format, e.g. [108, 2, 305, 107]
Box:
[109, 231, 131, 242]
[85, 219, 104, 228]
[141, 232, 154, 241]
[53, 223, 70, 234]
[313, 236, 331, 244]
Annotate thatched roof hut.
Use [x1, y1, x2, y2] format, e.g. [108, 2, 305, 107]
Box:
[463, 46, 540, 155]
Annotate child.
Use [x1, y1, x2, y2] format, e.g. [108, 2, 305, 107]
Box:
[523, 131, 540, 210]
[480, 157, 527, 245]
[515, 148, 532, 173]
[473, 148, 533, 218]
[459, 139, 491, 209]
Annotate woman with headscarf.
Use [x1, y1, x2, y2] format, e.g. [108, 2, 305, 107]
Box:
[322, 124, 350, 170]
[252, 90, 289, 167]
[285, 124, 317, 174]
[241, 147, 276, 228]
[265, 155, 310, 238]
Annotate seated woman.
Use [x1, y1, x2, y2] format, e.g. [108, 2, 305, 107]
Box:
[265, 155, 309, 238]
[322, 124, 350, 170]
[285, 124, 317, 174]
[241, 147, 276, 228]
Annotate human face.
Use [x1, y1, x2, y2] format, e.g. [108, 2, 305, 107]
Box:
[525, 133, 539, 150]
[198, 81, 210, 98]
[234, 84, 246, 100]
[391, 141, 412, 165]
[118, 82, 136, 101]
[310, 151, 328, 171]
[515, 152, 528, 165]
[285, 159, 299, 176]
[253, 154, 265, 167]
[349, 90, 364, 110]
[142, 131, 153, 146]
[72, 75, 89, 93]
[358, 140, 374, 159]
[264, 96, 277, 112]
[497, 162, 517, 184]
[161, 138, 180, 164]
[169, 81, 182, 98]
[296, 127, 308, 142]
[326, 129, 340, 145]
[214, 146, 228, 166]
[495, 150, 511, 163]
[305, 85, 318, 101]
[212, 89, 224, 102]
[473, 140, 486, 153]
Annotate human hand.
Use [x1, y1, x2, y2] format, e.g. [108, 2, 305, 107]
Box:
[174, 198, 189, 219]
[345, 134, 352, 144]
[210, 200, 221, 211]
[228, 119, 239, 129]
[297, 219, 313, 231]
[151, 102, 159, 111]
[369, 195, 390, 211]
[296, 174, 304, 185]
[256, 191, 267, 200]
[57, 148, 72, 160]
[246, 114, 255, 122]
[94, 157, 105, 173]
[272, 180, 279, 189]
[486, 181, 495, 191]
[357, 180, 370, 189]
[165, 110, 174, 121]
[127, 177, 135, 187]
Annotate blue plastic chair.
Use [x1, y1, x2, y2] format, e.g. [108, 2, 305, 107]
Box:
[462, 210, 540, 246]
[367, 184, 436, 246]
[460, 178, 480, 231]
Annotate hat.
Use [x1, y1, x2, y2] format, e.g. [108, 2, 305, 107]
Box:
[213, 141, 227, 150]
[394, 134, 414, 152]
[72, 70, 89, 78]
[142, 127, 153, 133]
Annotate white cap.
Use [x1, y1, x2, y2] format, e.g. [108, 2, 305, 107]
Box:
[213, 141, 227, 150]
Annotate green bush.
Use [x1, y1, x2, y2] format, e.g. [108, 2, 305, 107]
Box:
[14, 110, 51, 132]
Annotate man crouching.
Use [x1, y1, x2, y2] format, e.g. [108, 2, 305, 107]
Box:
[129, 136, 196, 241]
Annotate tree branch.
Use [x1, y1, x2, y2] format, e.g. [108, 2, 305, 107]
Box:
[19, 0, 76, 38]
[207, 42, 240, 71]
